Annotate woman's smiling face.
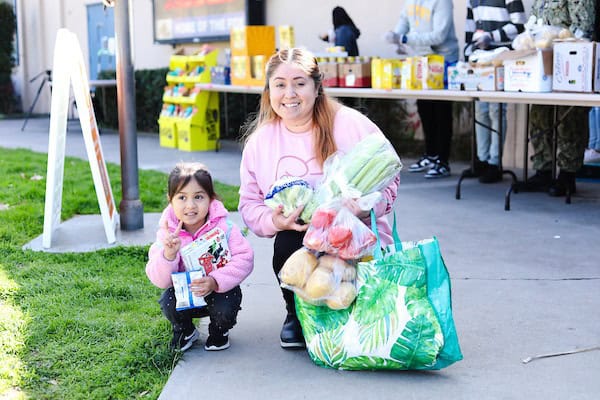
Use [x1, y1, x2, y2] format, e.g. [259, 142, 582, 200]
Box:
[268, 62, 318, 132]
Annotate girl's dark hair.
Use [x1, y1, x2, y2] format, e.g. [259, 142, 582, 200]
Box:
[332, 6, 360, 38]
[167, 162, 218, 201]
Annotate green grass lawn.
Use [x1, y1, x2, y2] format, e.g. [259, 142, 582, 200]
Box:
[0, 147, 240, 399]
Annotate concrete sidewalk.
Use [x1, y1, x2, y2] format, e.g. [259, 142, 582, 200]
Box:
[4, 116, 600, 399]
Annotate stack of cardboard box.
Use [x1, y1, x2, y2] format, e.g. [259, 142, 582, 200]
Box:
[230, 26, 275, 87]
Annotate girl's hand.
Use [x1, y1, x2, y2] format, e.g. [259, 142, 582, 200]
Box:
[343, 198, 370, 220]
[272, 204, 308, 232]
[162, 219, 183, 261]
[190, 276, 217, 296]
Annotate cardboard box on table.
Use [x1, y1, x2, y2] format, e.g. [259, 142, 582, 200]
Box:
[230, 26, 275, 86]
[462, 64, 505, 91]
[401, 57, 421, 89]
[319, 58, 339, 87]
[230, 26, 275, 56]
[499, 49, 553, 92]
[371, 58, 402, 89]
[552, 40, 597, 92]
[338, 58, 372, 88]
[420, 55, 445, 89]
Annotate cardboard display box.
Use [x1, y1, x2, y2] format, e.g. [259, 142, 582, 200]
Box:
[320, 59, 339, 87]
[552, 40, 596, 92]
[230, 26, 275, 57]
[499, 49, 553, 92]
[338, 60, 372, 88]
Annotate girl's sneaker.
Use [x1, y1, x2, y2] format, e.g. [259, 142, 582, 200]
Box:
[408, 155, 438, 172]
[425, 160, 451, 179]
[205, 331, 230, 351]
[171, 328, 199, 352]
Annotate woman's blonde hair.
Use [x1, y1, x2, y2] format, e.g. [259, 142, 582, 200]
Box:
[241, 48, 339, 167]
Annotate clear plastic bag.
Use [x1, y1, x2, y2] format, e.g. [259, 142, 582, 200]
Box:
[303, 202, 377, 260]
[264, 176, 314, 217]
[300, 134, 402, 223]
[278, 247, 358, 310]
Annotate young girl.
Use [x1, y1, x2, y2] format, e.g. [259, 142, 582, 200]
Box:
[146, 162, 254, 352]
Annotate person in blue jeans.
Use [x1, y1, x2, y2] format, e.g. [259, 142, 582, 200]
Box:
[585, 107, 600, 164]
[464, 0, 526, 183]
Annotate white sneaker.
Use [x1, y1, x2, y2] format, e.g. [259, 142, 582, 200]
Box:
[425, 160, 451, 179]
[584, 149, 600, 164]
[408, 155, 438, 172]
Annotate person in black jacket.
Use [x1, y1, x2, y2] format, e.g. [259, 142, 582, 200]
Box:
[319, 6, 361, 56]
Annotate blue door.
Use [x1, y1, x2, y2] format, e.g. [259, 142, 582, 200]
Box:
[87, 3, 116, 81]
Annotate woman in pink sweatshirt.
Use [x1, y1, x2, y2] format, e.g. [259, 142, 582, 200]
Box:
[239, 48, 399, 349]
[147, 162, 254, 352]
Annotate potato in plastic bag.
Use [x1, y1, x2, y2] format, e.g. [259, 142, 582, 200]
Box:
[279, 247, 318, 288]
[284, 253, 358, 310]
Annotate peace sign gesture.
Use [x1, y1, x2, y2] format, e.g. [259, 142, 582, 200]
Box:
[162, 219, 183, 261]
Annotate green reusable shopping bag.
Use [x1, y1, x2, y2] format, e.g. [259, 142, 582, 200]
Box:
[296, 212, 462, 370]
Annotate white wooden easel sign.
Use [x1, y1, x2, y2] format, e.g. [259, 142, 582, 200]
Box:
[42, 29, 118, 248]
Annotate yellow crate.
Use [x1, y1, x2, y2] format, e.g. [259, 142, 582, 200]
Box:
[230, 26, 276, 56]
[158, 116, 178, 148]
[176, 93, 220, 152]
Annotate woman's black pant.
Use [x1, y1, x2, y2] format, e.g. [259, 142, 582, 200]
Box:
[417, 99, 454, 164]
[272, 230, 305, 316]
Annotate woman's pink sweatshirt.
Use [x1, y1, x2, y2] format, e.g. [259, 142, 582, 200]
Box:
[146, 199, 254, 292]
[239, 106, 399, 245]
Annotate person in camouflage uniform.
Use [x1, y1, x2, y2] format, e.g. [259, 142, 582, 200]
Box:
[527, 0, 596, 196]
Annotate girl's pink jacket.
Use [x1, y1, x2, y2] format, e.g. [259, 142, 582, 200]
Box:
[146, 199, 254, 293]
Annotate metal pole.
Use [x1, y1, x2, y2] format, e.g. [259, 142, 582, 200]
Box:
[114, 0, 144, 230]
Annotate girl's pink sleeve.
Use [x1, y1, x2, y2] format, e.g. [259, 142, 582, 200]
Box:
[238, 141, 278, 238]
[209, 224, 254, 293]
[145, 223, 182, 289]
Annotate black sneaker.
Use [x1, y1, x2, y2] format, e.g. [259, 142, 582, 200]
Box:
[171, 328, 199, 352]
[204, 331, 230, 351]
[462, 160, 488, 178]
[280, 314, 305, 349]
[408, 155, 438, 172]
[548, 171, 576, 197]
[478, 164, 502, 183]
[425, 160, 451, 179]
[520, 170, 552, 192]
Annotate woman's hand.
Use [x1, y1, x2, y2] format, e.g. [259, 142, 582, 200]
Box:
[162, 220, 183, 261]
[343, 198, 370, 220]
[190, 276, 218, 297]
[272, 204, 308, 232]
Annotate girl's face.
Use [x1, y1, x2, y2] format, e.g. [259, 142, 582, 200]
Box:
[269, 62, 318, 132]
[170, 179, 210, 235]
